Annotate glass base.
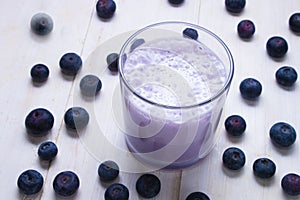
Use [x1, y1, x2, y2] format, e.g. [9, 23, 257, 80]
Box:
[125, 137, 209, 170]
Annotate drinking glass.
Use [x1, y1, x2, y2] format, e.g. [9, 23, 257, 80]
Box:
[118, 21, 234, 169]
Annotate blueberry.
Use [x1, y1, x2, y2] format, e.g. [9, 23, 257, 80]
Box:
[17, 169, 44, 195]
[64, 107, 89, 130]
[98, 160, 119, 182]
[266, 36, 288, 58]
[289, 13, 300, 33]
[130, 38, 145, 52]
[225, 0, 246, 13]
[96, 0, 116, 19]
[53, 171, 80, 197]
[105, 183, 129, 200]
[222, 147, 246, 170]
[269, 122, 296, 148]
[282, 173, 300, 196]
[80, 74, 102, 96]
[136, 174, 161, 198]
[30, 13, 53, 35]
[275, 66, 298, 87]
[25, 108, 54, 136]
[38, 141, 58, 161]
[168, 0, 184, 5]
[252, 158, 276, 179]
[106, 53, 119, 72]
[120, 54, 127, 68]
[237, 19, 255, 39]
[183, 28, 198, 40]
[186, 191, 210, 200]
[59, 52, 82, 76]
[224, 115, 246, 136]
[239, 78, 262, 100]
[30, 64, 49, 83]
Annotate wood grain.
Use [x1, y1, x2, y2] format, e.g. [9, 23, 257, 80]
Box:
[1, 0, 300, 199]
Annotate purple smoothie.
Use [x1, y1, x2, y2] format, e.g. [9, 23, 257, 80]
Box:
[119, 37, 227, 169]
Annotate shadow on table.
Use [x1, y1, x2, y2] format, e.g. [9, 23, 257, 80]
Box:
[253, 174, 276, 187]
[221, 164, 245, 178]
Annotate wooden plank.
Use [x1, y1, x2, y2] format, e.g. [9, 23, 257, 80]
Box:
[0, 0, 95, 199]
[180, 0, 300, 199]
[39, 1, 204, 199]
[42, 0, 202, 199]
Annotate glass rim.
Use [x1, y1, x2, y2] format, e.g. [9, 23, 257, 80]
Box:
[118, 21, 234, 109]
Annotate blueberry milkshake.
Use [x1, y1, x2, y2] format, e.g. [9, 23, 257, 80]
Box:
[120, 35, 230, 169]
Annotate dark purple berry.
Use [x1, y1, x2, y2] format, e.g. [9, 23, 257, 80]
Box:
[80, 74, 102, 96]
[289, 13, 300, 33]
[53, 171, 80, 197]
[225, 0, 246, 13]
[96, 0, 116, 19]
[17, 169, 44, 195]
[30, 64, 49, 83]
[222, 147, 246, 170]
[130, 38, 145, 52]
[237, 19, 255, 39]
[64, 107, 89, 130]
[239, 78, 262, 100]
[281, 173, 300, 196]
[30, 13, 53, 35]
[25, 108, 54, 136]
[266, 36, 288, 58]
[98, 160, 119, 182]
[168, 0, 184, 5]
[183, 28, 198, 40]
[59, 52, 82, 76]
[225, 115, 246, 136]
[105, 183, 129, 200]
[275, 66, 298, 87]
[38, 141, 58, 161]
[186, 191, 210, 200]
[253, 158, 276, 179]
[136, 174, 161, 198]
[269, 122, 296, 148]
[106, 53, 119, 72]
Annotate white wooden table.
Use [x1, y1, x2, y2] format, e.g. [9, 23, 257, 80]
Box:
[1, 0, 300, 199]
